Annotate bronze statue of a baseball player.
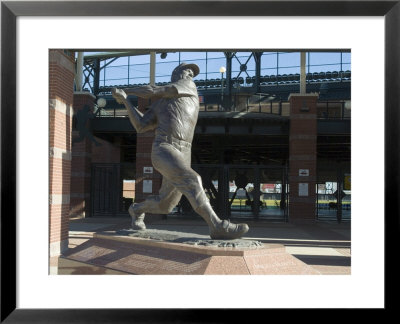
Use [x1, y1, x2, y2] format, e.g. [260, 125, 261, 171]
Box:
[112, 63, 249, 239]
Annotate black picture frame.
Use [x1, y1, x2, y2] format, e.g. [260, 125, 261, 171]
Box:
[1, 0, 399, 322]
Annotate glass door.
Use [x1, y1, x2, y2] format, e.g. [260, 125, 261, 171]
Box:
[259, 167, 288, 221]
[316, 181, 338, 221]
[227, 167, 258, 219]
[317, 168, 351, 222]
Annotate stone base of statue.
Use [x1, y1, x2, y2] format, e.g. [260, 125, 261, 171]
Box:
[60, 229, 320, 275]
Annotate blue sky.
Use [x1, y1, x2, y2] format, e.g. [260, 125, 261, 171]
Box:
[85, 51, 351, 87]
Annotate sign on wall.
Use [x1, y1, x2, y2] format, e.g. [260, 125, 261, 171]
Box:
[299, 169, 309, 176]
[143, 180, 153, 193]
[298, 183, 309, 196]
[144, 166, 153, 174]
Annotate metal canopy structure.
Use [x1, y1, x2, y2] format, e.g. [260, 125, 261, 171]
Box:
[86, 50, 351, 166]
[79, 50, 351, 100]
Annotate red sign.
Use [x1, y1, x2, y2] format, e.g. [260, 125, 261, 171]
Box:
[262, 184, 275, 190]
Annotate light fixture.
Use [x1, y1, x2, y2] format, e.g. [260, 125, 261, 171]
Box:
[160, 52, 167, 59]
[97, 97, 107, 108]
[344, 101, 351, 110]
[219, 66, 226, 73]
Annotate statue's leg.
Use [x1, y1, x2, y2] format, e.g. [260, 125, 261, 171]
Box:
[172, 171, 248, 240]
[152, 144, 249, 239]
[129, 177, 182, 230]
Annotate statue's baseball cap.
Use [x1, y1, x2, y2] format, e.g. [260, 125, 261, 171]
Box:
[172, 63, 200, 77]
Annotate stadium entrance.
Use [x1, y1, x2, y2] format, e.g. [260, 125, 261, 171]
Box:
[90, 162, 288, 221]
[191, 164, 288, 221]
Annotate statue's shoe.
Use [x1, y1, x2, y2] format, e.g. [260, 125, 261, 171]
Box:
[209, 219, 249, 240]
[128, 204, 146, 230]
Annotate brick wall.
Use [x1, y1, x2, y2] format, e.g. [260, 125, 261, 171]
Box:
[288, 94, 318, 223]
[70, 104, 121, 219]
[49, 49, 75, 257]
[70, 92, 96, 219]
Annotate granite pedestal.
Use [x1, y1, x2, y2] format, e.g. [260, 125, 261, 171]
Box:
[61, 229, 319, 275]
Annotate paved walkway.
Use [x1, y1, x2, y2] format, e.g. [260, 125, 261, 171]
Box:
[65, 216, 351, 275]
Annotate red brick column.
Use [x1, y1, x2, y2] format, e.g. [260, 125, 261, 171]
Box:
[135, 98, 163, 220]
[70, 92, 96, 219]
[288, 94, 319, 222]
[49, 50, 75, 260]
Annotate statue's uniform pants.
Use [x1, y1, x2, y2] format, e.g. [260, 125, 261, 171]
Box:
[134, 135, 208, 215]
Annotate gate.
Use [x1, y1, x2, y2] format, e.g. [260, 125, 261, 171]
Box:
[191, 164, 288, 221]
[316, 169, 351, 222]
[91, 164, 120, 217]
[91, 163, 136, 217]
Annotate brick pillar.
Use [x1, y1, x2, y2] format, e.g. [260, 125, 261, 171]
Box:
[49, 50, 75, 261]
[135, 98, 163, 221]
[288, 94, 319, 223]
[70, 92, 96, 219]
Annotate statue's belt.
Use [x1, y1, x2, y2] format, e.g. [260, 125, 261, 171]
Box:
[155, 134, 192, 148]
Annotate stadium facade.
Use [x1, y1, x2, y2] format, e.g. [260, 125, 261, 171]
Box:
[49, 50, 351, 256]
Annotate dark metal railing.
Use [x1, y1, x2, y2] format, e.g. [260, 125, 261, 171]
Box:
[95, 100, 350, 120]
